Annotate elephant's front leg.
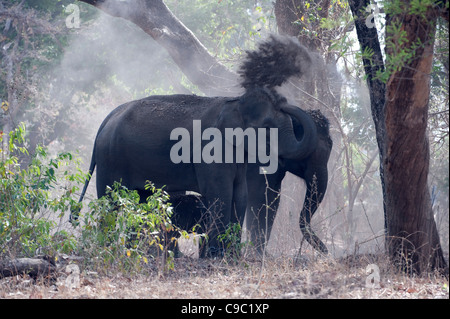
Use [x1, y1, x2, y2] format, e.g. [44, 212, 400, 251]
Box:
[299, 166, 328, 254]
[195, 163, 237, 258]
[245, 170, 283, 256]
[245, 188, 279, 256]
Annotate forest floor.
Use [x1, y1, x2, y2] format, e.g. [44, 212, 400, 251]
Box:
[0, 253, 448, 299]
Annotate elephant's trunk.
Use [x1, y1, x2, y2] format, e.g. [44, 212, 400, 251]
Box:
[300, 209, 329, 254]
[278, 104, 318, 160]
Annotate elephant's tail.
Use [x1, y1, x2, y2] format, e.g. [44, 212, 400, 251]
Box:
[69, 149, 96, 225]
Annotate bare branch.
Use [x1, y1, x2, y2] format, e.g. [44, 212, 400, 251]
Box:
[78, 0, 240, 96]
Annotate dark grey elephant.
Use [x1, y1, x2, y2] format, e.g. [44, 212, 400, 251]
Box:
[71, 35, 319, 257]
[245, 109, 332, 255]
[169, 109, 332, 256]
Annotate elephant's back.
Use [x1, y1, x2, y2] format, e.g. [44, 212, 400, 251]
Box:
[94, 93, 235, 156]
[103, 94, 230, 129]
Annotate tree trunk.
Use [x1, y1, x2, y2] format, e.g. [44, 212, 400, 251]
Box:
[350, 0, 448, 275]
[384, 4, 447, 274]
[348, 0, 388, 236]
[0, 257, 56, 279]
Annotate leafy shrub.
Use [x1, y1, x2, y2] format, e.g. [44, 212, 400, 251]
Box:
[218, 222, 250, 264]
[0, 124, 82, 258]
[77, 181, 182, 273]
[1, 123, 188, 274]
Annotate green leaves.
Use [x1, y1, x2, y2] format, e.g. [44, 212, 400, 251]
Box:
[384, 0, 436, 19]
[0, 124, 83, 258]
[78, 181, 183, 273]
[0, 123, 188, 273]
[218, 222, 251, 264]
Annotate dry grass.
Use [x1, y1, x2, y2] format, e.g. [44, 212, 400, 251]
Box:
[1, 252, 448, 299]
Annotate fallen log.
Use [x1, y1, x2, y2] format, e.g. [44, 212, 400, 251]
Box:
[0, 257, 56, 278]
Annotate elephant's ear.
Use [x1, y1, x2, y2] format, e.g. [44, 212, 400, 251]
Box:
[216, 102, 244, 146]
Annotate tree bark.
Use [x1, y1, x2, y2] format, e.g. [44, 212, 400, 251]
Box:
[78, 0, 239, 97]
[274, 0, 330, 51]
[384, 4, 447, 274]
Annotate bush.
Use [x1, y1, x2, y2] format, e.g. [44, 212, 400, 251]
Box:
[1, 123, 182, 274]
[77, 181, 182, 273]
[218, 222, 251, 264]
[0, 124, 82, 258]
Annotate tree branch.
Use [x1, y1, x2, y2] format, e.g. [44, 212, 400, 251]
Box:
[78, 0, 240, 96]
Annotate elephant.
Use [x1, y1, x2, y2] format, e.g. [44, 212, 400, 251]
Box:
[71, 35, 320, 257]
[245, 109, 332, 255]
[167, 109, 332, 257]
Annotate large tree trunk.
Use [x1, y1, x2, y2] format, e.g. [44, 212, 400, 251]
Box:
[384, 3, 447, 274]
[0, 257, 56, 279]
[350, 0, 447, 275]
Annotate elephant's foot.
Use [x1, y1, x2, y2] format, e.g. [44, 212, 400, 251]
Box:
[199, 245, 225, 259]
